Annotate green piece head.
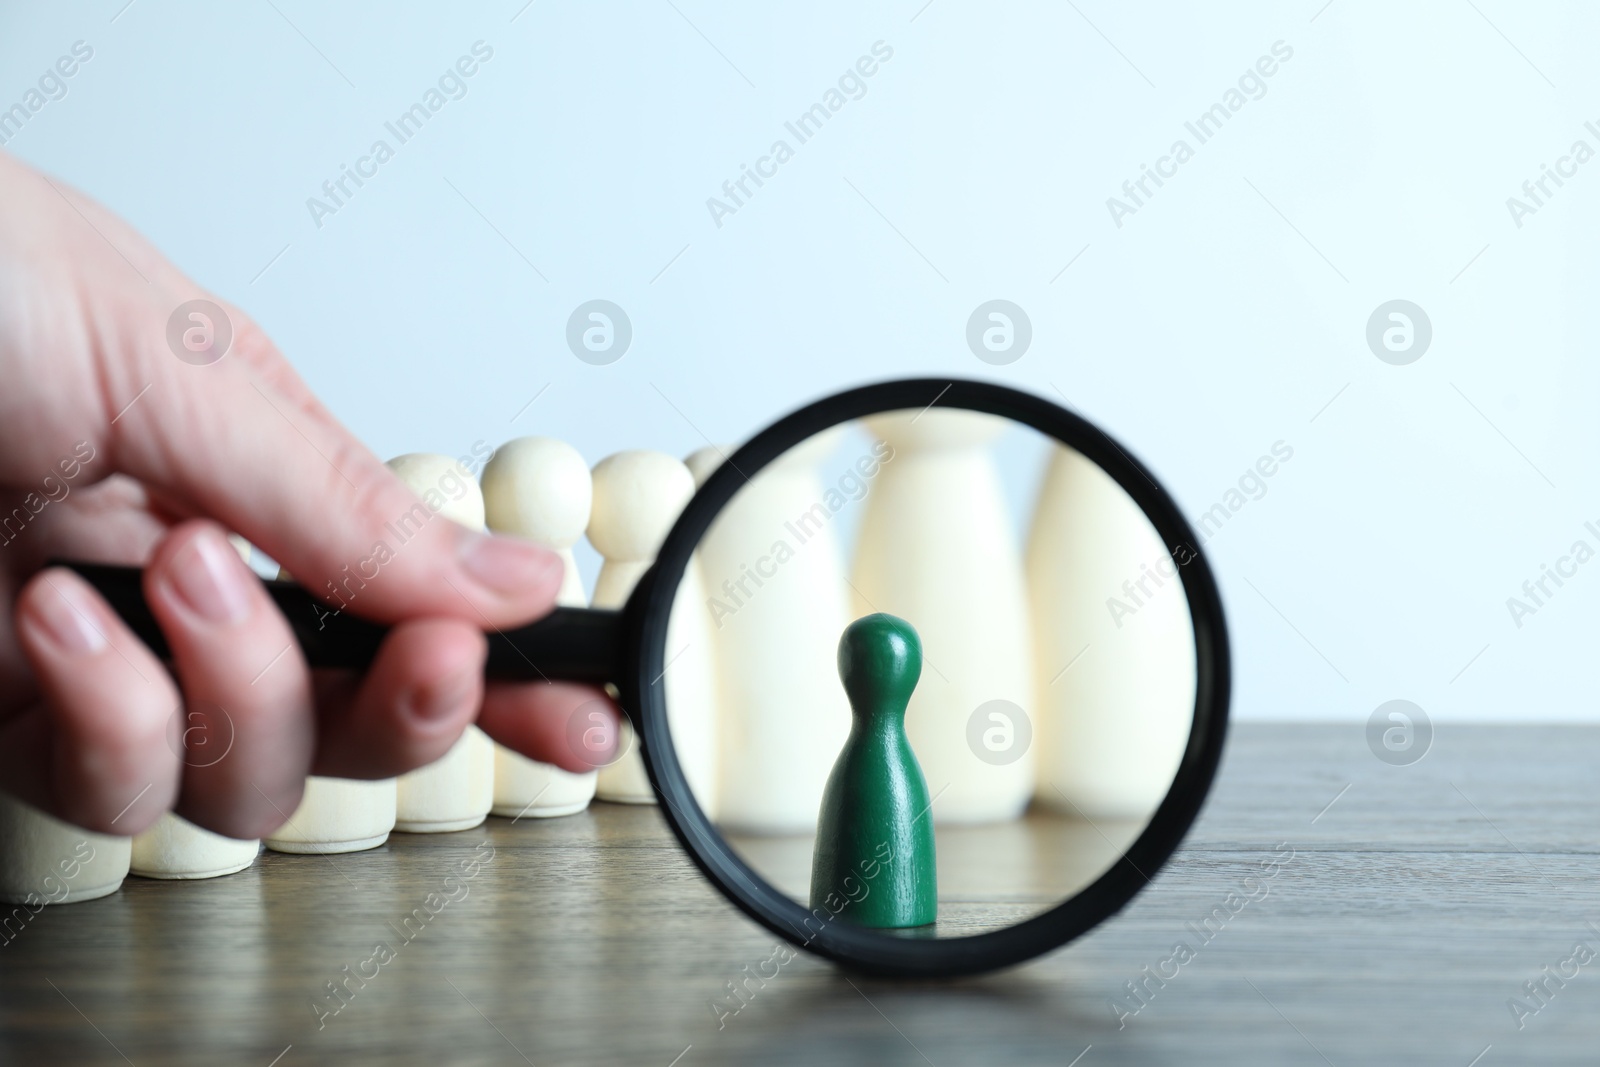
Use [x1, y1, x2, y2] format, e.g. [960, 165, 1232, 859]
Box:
[837, 612, 922, 719]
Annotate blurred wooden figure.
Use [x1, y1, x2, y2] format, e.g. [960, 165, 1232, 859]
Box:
[666, 446, 731, 819]
[851, 410, 1035, 824]
[387, 453, 495, 833]
[0, 791, 131, 905]
[131, 813, 259, 879]
[691, 431, 853, 833]
[1027, 444, 1194, 820]
[134, 533, 262, 876]
[480, 437, 597, 818]
[588, 450, 702, 804]
[263, 776, 395, 854]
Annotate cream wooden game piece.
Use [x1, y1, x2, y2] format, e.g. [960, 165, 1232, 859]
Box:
[682, 446, 728, 490]
[264, 560, 398, 855]
[385, 453, 487, 530]
[663, 447, 728, 820]
[482, 437, 590, 606]
[588, 451, 695, 804]
[129, 535, 266, 876]
[130, 813, 259, 879]
[1027, 444, 1194, 820]
[850, 410, 1035, 825]
[264, 777, 397, 854]
[481, 437, 597, 819]
[387, 454, 495, 833]
[0, 791, 131, 904]
[691, 431, 853, 833]
[664, 561, 721, 817]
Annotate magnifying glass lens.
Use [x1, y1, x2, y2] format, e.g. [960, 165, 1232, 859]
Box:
[661, 410, 1196, 938]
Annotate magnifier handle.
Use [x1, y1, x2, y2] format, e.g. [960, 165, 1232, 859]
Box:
[56, 561, 623, 684]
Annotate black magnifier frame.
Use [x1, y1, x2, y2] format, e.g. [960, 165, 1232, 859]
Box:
[627, 378, 1230, 978]
[63, 377, 1229, 979]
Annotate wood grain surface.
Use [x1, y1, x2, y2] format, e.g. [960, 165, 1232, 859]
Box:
[3, 722, 1598, 1065]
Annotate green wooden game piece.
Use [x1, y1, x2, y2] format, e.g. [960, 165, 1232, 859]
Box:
[810, 613, 937, 929]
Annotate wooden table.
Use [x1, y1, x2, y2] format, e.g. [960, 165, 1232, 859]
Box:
[3, 723, 1597, 1065]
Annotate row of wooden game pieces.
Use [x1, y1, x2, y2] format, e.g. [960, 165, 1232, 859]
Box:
[0, 439, 694, 907]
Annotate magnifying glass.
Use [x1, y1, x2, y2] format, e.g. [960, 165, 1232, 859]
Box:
[66, 378, 1229, 978]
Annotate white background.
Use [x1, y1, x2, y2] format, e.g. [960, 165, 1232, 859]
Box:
[2, 1, 1595, 723]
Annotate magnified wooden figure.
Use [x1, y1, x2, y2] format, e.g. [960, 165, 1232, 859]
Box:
[810, 613, 937, 929]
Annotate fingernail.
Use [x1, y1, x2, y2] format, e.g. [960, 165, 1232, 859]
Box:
[166, 530, 253, 623]
[459, 531, 561, 597]
[31, 574, 108, 655]
[406, 668, 476, 724]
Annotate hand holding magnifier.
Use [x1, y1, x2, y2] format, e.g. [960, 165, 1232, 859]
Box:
[67, 379, 1230, 977]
